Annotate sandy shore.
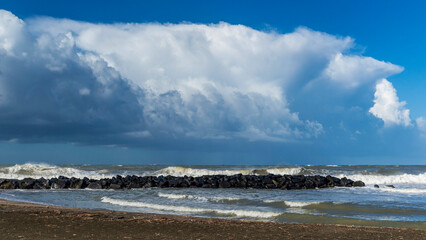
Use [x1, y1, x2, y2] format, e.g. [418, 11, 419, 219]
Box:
[0, 199, 425, 239]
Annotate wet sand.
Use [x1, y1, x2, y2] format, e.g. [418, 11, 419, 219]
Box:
[0, 199, 425, 239]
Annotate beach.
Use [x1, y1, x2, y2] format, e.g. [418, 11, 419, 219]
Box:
[0, 199, 425, 240]
[1, 164, 426, 229]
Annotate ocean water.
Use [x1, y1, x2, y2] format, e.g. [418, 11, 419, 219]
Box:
[0, 164, 425, 229]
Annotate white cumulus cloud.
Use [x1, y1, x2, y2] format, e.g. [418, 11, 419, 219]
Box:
[0, 10, 408, 146]
[369, 79, 411, 127]
[324, 53, 403, 89]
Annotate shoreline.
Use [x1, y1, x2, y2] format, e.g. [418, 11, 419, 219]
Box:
[0, 199, 425, 239]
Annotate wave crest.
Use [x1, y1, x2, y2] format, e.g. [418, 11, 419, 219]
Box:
[1, 164, 425, 186]
[101, 197, 280, 218]
[341, 173, 426, 185]
[263, 200, 322, 207]
[158, 193, 241, 202]
[377, 187, 426, 194]
[154, 166, 302, 177]
[0, 163, 112, 180]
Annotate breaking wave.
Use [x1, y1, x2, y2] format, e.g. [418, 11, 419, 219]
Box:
[157, 193, 242, 202]
[0, 163, 112, 180]
[153, 166, 303, 177]
[263, 200, 323, 208]
[340, 173, 426, 185]
[153, 166, 426, 185]
[101, 197, 280, 218]
[376, 188, 426, 194]
[1, 164, 425, 186]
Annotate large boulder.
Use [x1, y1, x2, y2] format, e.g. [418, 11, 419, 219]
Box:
[109, 183, 122, 189]
[87, 181, 102, 189]
[218, 181, 231, 188]
[353, 181, 365, 187]
[50, 178, 69, 189]
[0, 180, 15, 189]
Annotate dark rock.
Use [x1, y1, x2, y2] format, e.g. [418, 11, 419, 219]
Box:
[109, 183, 122, 189]
[353, 181, 365, 187]
[0, 174, 365, 190]
[263, 177, 273, 185]
[99, 179, 110, 189]
[291, 176, 301, 183]
[234, 178, 247, 188]
[374, 184, 380, 188]
[168, 179, 178, 188]
[143, 181, 152, 188]
[51, 179, 69, 189]
[87, 181, 102, 189]
[340, 177, 348, 186]
[218, 181, 231, 188]
[32, 183, 43, 189]
[345, 179, 354, 187]
[265, 183, 276, 189]
[38, 178, 50, 189]
[272, 179, 281, 188]
[159, 180, 169, 188]
[0, 180, 15, 189]
[304, 180, 314, 189]
[20, 178, 35, 189]
[385, 185, 395, 188]
[75, 179, 87, 189]
[126, 182, 140, 189]
[280, 181, 290, 190]
[326, 176, 341, 186]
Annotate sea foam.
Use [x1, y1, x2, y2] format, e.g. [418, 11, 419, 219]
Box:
[158, 193, 242, 202]
[0, 163, 112, 180]
[341, 173, 426, 185]
[376, 187, 426, 194]
[153, 166, 303, 177]
[263, 200, 322, 207]
[101, 197, 281, 218]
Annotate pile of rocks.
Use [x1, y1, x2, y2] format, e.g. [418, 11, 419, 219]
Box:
[0, 174, 365, 190]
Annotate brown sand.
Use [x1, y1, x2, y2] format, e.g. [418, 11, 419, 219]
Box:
[0, 199, 425, 239]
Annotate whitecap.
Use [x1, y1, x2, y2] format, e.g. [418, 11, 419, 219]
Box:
[158, 193, 242, 202]
[0, 163, 113, 180]
[157, 193, 208, 202]
[101, 197, 280, 218]
[340, 173, 426, 185]
[263, 200, 322, 207]
[153, 166, 302, 177]
[376, 188, 426, 194]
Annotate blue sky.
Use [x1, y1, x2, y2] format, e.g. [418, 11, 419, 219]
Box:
[0, 1, 425, 165]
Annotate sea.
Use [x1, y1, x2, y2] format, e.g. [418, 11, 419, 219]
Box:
[0, 164, 425, 229]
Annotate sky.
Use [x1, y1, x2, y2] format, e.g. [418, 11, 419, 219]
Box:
[0, 1, 425, 165]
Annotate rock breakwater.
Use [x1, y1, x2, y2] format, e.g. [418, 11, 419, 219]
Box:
[0, 174, 365, 190]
